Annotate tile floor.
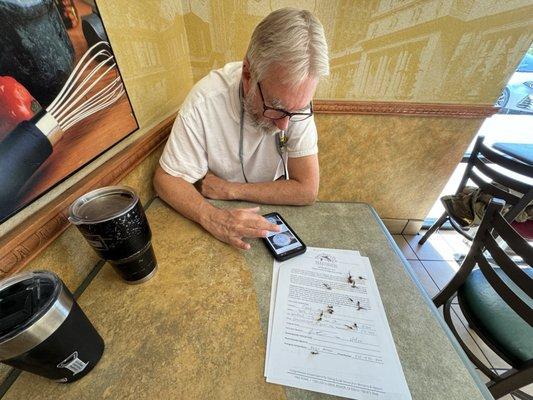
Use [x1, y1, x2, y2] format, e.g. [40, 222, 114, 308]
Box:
[394, 230, 532, 400]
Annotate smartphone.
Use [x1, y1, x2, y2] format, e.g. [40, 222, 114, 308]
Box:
[262, 212, 306, 261]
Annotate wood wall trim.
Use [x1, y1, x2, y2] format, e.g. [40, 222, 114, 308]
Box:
[314, 100, 499, 118]
[0, 113, 176, 277]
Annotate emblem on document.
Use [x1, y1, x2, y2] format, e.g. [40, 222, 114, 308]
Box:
[315, 253, 337, 266]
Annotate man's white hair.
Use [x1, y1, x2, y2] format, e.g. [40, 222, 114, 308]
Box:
[245, 7, 329, 87]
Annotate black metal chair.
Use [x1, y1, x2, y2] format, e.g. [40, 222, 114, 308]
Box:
[433, 198, 532, 399]
[419, 135, 533, 245]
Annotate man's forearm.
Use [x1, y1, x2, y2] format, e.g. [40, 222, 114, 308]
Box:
[153, 167, 215, 227]
[153, 166, 281, 250]
[231, 179, 316, 205]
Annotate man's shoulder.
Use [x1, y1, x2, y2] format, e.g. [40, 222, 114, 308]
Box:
[180, 62, 242, 117]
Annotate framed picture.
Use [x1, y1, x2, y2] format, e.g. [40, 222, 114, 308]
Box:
[0, 0, 138, 222]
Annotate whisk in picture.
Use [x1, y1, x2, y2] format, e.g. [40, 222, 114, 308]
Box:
[0, 41, 125, 219]
[47, 41, 125, 135]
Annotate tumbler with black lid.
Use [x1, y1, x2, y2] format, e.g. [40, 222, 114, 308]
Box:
[69, 186, 157, 284]
[0, 271, 104, 382]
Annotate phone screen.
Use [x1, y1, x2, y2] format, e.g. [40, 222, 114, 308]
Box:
[265, 214, 303, 255]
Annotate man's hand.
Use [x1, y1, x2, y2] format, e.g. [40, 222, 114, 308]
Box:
[199, 171, 237, 200]
[201, 206, 280, 250]
[154, 166, 278, 251]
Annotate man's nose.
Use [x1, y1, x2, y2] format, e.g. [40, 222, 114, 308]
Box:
[274, 116, 290, 131]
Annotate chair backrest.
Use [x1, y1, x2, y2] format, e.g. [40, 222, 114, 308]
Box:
[470, 198, 533, 325]
[457, 136, 533, 222]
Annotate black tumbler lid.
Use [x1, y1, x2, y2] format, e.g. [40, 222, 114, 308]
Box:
[0, 271, 73, 360]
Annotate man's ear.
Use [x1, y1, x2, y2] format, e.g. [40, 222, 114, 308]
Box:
[242, 58, 252, 94]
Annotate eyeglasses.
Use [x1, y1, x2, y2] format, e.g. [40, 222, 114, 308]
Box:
[257, 82, 313, 122]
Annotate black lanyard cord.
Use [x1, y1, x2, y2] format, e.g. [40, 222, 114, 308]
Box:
[276, 132, 288, 179]
[238, 80, 248, 183]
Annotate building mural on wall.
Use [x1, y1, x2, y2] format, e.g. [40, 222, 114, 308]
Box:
[98, 0, 193, 127]
[178, 0, 533, 104]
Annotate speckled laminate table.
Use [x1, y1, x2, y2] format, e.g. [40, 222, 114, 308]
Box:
[2, 199, 493, 400]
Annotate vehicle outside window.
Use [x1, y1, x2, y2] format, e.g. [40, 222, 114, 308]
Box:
[496, 53, 533, 114]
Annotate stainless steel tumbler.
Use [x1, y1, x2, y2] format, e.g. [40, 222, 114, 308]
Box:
[0, 271, 104, 383]
[69, 186, 157, 284]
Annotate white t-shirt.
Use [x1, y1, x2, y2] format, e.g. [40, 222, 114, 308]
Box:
[159, 62, 318, 183]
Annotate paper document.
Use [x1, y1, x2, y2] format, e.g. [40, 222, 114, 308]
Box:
[265, 247, 411, 400]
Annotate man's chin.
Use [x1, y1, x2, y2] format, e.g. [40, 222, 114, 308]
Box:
[247, 112, 279, 135]
[255, 116, 279, 135]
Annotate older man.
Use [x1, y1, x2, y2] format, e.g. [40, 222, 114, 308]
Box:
[154, 8, 329, 249]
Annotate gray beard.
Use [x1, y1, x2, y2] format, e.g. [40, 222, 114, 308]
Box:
[243, 92, 279, 136]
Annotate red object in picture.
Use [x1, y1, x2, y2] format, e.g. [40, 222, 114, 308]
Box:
[54, 0, 80, 29]
[0, 76, 41, 140]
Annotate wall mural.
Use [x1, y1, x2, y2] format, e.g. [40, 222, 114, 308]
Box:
[0, 0, 138, 222]
[180, 0, 533, 104]
[1, 0, 530, 224]
[95, 0, 193, 128]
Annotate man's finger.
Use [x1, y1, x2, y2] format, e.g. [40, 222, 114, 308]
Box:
[236, 212, 280, 233]
[237, 226, 270, 238]
[253, 216, 281, 232]
[230, 237, 251, 250]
